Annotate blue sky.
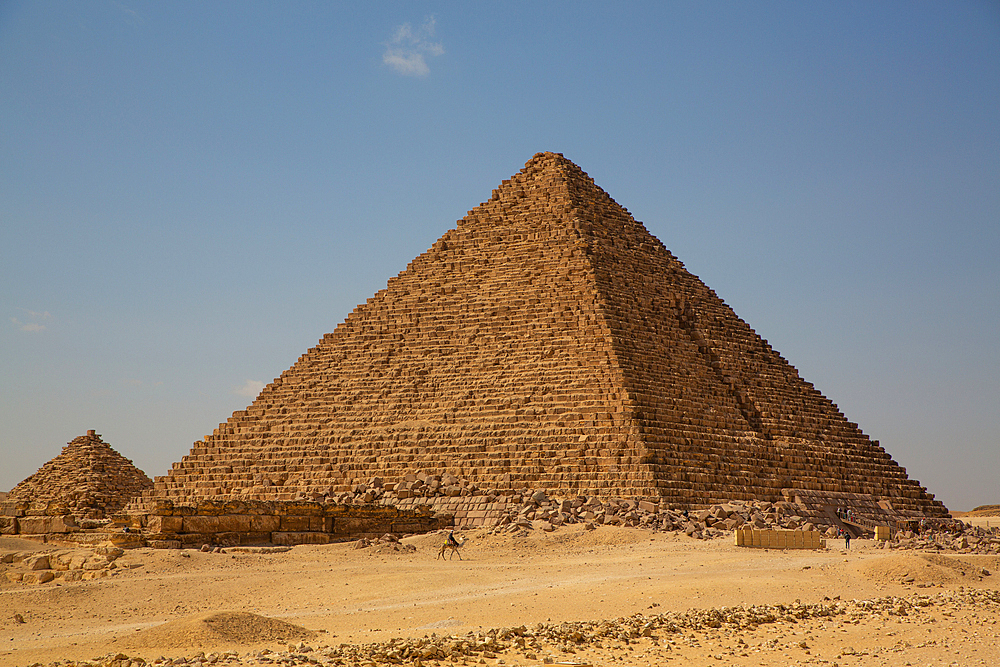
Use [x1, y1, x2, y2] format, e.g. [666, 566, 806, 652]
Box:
[2, 1, 997, 510]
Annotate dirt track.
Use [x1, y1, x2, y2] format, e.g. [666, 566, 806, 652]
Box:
[2, 526, 999, 666]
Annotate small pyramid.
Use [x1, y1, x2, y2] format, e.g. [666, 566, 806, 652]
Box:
[148, 152, 946, 515]
[8, 430, 153, 518]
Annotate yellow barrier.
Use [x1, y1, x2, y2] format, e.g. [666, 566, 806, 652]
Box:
[874, 525, 891, 541]
[734, 529, 826, 549]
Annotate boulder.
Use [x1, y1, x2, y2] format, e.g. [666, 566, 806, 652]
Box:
[24, 554, 50, 570]
[22, 571, 55, 585]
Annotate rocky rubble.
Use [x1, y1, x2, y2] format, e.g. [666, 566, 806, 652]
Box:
[28, 589, 1000, 666]
[352, 533, 416, 554]
[1, 544, 126, 585]
[315, 475, 826, 540]
[877, 524, 1000, 555]
[483, 493, 825, 540]
[315, 473, 997, 554]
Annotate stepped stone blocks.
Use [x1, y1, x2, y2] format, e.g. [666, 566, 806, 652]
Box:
[135, 152, 947, 518]
[4, 431, 152, 521]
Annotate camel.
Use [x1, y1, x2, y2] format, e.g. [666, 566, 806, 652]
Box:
[437, 533, 466, 560]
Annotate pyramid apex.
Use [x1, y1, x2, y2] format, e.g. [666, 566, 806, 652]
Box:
[523, 151, 582, 172]
[516, 152, 595, 194]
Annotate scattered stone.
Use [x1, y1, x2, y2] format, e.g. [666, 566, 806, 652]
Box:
[33, 589, 1000, 667]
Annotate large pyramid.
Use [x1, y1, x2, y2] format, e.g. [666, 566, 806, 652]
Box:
[9, 430, 153, 518]
[150, 153, 946, 516]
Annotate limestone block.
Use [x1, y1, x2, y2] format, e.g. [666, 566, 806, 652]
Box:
[26, 502, 50, 516]
[83, 556, 110, 570]
[0, 500, 28, 517]
[195, 500, 227, 516]
[49, 551, 75, 571]
[45, 502, 71, 517]
[280, 516, 311, 532]
[182, 515, 225, 533]
[25, 554, 50, 570]
[94, 545, 124, 559]
[146, 515, 184, 533]
[0, 516, 17, 534]
[5, 572, 23, 583]
[309, 517, 333, 532]
[152, 499, 175, 515]
[48, 515, 78, 533]
[22, 571, 55, 584]
[180, 533, 210, 548]
[214, 515, 251, 533]
[276, 501, 323, 516]
[222, 500, 248, 515]
[272, 532, 332, 546]
[17, 516, 51, 534]
[250, 515, 280, 532]
[215, 532, 242, 547]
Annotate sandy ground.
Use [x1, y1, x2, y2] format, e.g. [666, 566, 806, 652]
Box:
[2, 526, 999, 667]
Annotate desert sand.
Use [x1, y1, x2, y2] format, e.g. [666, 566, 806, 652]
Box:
[3, 524, 999, 667]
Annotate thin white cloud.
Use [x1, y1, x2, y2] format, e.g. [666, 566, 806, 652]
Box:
[383, 16, 444, 77]
[12, 308, 52, 332]
[112, 2, 145, 27]
[234, 379, 265, 398]
[11, 316, 46, 332]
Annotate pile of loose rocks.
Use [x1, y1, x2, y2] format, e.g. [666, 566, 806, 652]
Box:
[33, 589, 1000, 667]
[877, 524, 1000, 555]
[304, 473, 501, 506]
[300, 472, 830, 540]
[352, 533, 416, 554]
[309, 473, 993, 552]
[482, 492, 823, 539]
[2, 544, 126, 585]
